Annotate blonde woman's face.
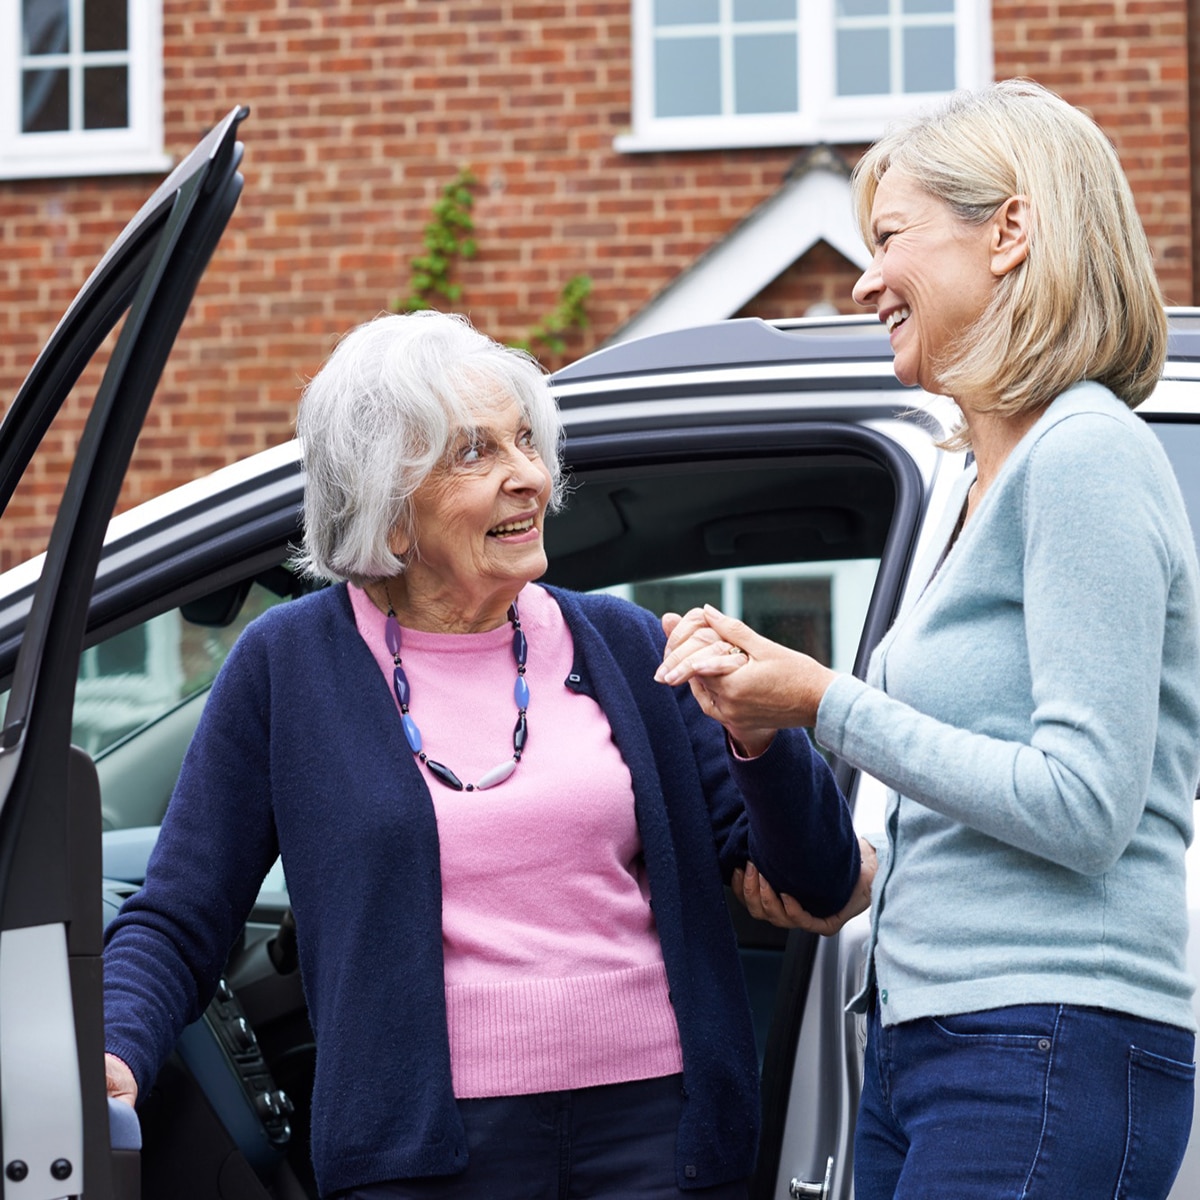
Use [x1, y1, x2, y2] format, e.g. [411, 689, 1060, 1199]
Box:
[852, 169, 1000, 402]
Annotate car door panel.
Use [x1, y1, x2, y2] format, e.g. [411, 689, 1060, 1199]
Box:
[0, 106, 248, 1200]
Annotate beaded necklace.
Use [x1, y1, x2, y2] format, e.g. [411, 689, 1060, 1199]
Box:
[383, 593, 529, 792]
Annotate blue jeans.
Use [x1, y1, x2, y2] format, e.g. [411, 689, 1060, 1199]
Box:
[331, 1074, 749, 1199]
[855, 999, 1196, 1199]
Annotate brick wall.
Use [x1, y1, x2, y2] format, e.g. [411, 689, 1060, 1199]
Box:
[994, 0, 1192, 305]
[0, 0, 1192, 569]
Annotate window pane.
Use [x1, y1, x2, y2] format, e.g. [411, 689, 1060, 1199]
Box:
[22, 68, 70, 132]
[1150, 423, 1200, 556]
[734, 33, 798, 114]
[734, 0, 796, 20]
[73, 582, 286, 760]
[655, 37, 721, 117]
[631, 579, 721, 617]
[22, 0, 68, 55]
[741, 578, 832, 663]
[96, 626, 148, 676]
[837, 28, 890, 95]
[84, 0, 128, 52]
[838, 0, 888, 16]
[903, 25, 954, 93]
[83, 64, 129, 128]
[904, 0, 954, 12]
[656, 0, 718, 25]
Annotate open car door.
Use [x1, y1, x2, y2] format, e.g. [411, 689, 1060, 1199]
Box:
[0, 106, 248, 1200]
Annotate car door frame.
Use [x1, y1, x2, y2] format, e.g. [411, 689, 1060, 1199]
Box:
[0, 106, 248, 1200]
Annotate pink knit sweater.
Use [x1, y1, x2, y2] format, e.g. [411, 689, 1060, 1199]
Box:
[349, 583, 683, 1098]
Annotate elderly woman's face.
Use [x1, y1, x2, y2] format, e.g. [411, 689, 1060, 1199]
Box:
[396, 393, 553, 618]
[852, 169, 1000, 400]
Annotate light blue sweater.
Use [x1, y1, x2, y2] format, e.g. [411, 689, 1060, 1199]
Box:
[817, 382, 1200, 1030]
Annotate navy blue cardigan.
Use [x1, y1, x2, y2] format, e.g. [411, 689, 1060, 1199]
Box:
[104, 584, 858, 1195]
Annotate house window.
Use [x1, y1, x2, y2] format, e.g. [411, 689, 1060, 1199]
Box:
[619, 0, 991, 152]
[0, 0, 171, 180]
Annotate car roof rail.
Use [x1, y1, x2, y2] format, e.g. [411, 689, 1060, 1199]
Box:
[552, 315, 895, 385]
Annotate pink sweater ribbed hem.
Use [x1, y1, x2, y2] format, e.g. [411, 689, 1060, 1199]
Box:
[446, 961, 683, 1098]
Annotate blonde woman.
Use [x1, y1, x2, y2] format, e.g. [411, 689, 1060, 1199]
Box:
[659, 80, 1200, 1199]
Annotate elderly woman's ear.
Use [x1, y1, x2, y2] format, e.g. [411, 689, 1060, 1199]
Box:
[387, 525, 413, 562]
[990, 195, 1030, 278]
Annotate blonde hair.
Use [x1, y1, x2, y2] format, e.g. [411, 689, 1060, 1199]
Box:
[851, 79, 1165, 437]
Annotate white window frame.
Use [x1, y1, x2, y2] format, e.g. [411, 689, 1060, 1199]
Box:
[0, 0, 171, 181]
[618, 0, 992, 153]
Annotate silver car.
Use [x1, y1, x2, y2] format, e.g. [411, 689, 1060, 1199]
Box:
[1, 112, 1198, 1200]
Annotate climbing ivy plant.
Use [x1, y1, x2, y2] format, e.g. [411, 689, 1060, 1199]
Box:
[400, 168, 479, 311]
[506, 273, 593, 358]
[396, 167, 592, 360]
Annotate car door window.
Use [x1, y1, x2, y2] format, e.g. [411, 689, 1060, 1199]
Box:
[73, 580, 285, 761]
[562, 445, 899, 1072]
[0, 578, 291, 836]
[608, 557, 877, 674]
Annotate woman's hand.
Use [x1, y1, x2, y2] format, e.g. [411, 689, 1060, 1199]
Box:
[658, 609, 775, 754]
[656, 605, 837, 739]
[732, 837, 879, 936]
[105, 1052, 138, 1108]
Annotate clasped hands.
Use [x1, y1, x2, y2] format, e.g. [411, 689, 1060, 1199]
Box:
[655, 604, 874, 935]
[654, 603, 836, 753]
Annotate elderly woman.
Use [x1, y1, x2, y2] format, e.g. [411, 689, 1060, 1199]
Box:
[101, 309, 864, 1199]
[659, 80, 1200, 1200]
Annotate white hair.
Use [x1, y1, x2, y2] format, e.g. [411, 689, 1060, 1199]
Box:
[294, 310, 564, 585]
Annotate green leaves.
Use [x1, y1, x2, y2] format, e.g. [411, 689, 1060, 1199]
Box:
[509, 274, 593, 357]
[395, 167, 591, 361]
[400, 168, 478, 312]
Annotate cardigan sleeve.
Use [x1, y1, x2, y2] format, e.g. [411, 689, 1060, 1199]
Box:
[817, 409, 1186, 876]
[103, 623, 281, 1097]
[726, 731, 860, 916]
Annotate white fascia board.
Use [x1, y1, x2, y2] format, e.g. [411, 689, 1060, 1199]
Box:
[612, 166, 866, 344]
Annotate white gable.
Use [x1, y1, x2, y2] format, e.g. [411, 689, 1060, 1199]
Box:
[612, 152, 867, 344]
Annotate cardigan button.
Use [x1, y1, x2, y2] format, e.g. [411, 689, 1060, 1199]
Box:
[684, 1165, 698, 1179]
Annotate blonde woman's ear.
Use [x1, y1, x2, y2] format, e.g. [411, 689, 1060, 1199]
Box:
[990, 195, 1030, 277]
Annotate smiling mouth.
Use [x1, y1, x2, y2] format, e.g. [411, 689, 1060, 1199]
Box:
[488, 517, 536, 538]
[886, 307, 910, 333]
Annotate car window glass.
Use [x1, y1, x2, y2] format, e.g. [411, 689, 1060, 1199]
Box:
[601, 558, 877, 674]
[76, 580, 285, 762]
[0, 579, 289, 838]
[1149, 421, 1200, 556]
